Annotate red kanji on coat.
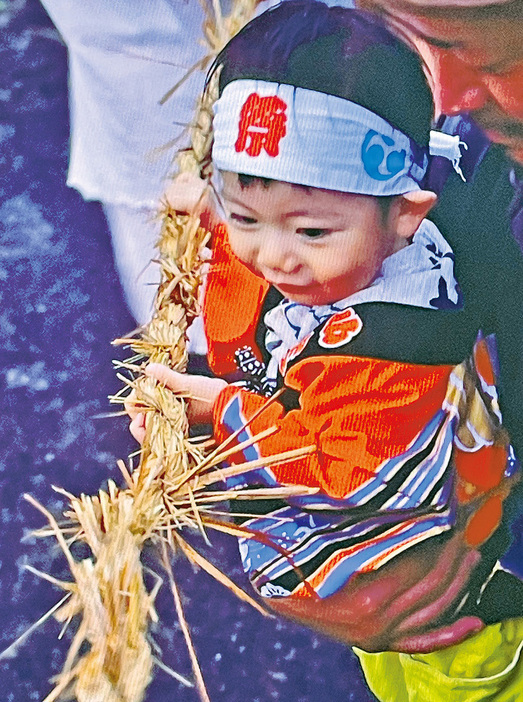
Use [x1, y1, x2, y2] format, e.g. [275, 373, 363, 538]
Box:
[235, 93, 287, 157]
[319, 308, 363, 349]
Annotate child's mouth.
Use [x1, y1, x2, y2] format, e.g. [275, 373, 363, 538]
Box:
[270, 280, 309, 293]
[264, 272, 313, 291]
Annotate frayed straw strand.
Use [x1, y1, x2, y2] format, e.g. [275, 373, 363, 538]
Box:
[161, 542, 210, 702]
[0, 593, 72, 662]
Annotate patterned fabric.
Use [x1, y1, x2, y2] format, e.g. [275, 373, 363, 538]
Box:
[225, 404, 457, 599]
[203, 223, 519, 602]
[213, 80, 428, 196]
[213, 334, 516, 600]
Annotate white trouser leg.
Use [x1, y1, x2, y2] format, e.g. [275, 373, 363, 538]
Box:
[103, 202, 208, 354]
[103, 202, 160, 326]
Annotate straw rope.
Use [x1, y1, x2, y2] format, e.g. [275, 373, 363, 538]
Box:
[3, 3, 317, 701]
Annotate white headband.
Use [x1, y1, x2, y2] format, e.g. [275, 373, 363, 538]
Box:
[212, 80, 429, 196]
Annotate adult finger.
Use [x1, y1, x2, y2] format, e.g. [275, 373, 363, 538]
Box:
[385, 532, 479, 624]
[266, 550, 435, 652]
[392, 616, 484, 654]
[395, 548, 481, 633]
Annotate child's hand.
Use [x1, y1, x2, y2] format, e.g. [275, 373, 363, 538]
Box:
[164, 173, 222, 232]
[125, 363, 228, 444]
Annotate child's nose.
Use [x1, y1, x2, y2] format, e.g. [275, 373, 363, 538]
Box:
[432, 51, 490, 116]
[257, 232, 298, 273]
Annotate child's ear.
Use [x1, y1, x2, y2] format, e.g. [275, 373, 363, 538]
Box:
[390, 190, 438, 240]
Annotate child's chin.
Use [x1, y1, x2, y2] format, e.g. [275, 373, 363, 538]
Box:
[284, 291, 342, 306]
[278, 289, 321, 305]
[274, 284, 329, 306]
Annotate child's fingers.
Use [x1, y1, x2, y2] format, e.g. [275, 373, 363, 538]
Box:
[124, 391, 142, 420]
[129, 412, 146, 444]
[392, 616, 485, 654]
[125, 366, 184, 417]
[164, 174, 221, 232]
[145, 363, 185, 392]
[144, 363, 227, 425]
[164, 174, 208, 216]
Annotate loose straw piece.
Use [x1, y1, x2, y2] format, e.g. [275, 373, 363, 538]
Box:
[0, 594, 72, 662]
[173, 532, 271, 617]
[162, 543, 211, 702]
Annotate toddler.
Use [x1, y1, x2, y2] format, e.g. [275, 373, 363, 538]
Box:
[130, 0, 521, 672]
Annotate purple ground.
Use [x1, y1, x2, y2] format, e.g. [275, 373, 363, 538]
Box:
[0, 1, 377, 699]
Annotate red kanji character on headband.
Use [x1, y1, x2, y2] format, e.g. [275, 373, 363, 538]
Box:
[235, 93, 287, 157]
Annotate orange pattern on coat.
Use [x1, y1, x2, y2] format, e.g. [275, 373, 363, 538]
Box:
[203, 224, 268, 376]
[214, 355, 452, 499]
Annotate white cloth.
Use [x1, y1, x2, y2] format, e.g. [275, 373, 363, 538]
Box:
[213, 80, 427, 196]
[263, 219, 461, 380]
[40, 0, 215, 326]
[40, 0, 355, 207]
[40, 0, 210, 208]
[102, 203, 160, 325]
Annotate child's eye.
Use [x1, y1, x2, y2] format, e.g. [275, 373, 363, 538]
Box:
[297, 228, 331, 239]
[229, 213, 258, 225]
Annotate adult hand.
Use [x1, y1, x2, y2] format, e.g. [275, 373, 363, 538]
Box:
[268, 529, 484, 653]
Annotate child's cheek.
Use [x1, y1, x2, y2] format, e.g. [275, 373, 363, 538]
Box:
[228, 231, 260, 276]
[310, 248, 351, 284]
[228, 229, 248, 260]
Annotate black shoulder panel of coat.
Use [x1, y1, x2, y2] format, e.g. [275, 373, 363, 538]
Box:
[287, 302, 481, 368]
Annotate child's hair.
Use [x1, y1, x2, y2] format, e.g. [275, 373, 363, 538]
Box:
[210, 0, 434, 148]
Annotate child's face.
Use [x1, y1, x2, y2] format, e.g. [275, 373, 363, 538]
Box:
[221, 172, 406, 306]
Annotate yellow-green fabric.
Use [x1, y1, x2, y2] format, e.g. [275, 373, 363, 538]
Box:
[354, 619, 523, 702]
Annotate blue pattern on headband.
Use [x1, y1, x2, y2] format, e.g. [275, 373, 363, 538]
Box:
[361, 130, 407, 181]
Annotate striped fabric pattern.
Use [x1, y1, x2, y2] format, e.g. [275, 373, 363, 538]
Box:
[222, 397, 457, 599]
